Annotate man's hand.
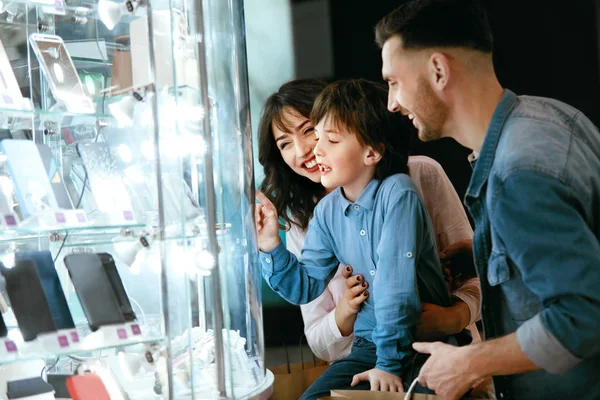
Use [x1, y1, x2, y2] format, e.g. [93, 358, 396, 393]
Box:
[412, 342, 480, 400]
[255, 191, 281, 252]
[415, 301, 470, 341]
[334, 265, 368, 336]
[351, 368, 403, 392]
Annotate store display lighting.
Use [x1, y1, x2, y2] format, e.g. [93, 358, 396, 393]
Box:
[98, 0, 144, 30]
[108, 91, 143, 127]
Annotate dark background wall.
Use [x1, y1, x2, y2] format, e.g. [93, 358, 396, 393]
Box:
[263, 0, 600, 346]
[328, 0, 600, 201]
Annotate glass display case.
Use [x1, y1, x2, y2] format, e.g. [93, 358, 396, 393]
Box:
[0, 0, 270, 398]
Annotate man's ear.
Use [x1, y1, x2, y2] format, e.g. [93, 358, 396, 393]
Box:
[429, 52, 450, 91]
[364, 145, 383, 166]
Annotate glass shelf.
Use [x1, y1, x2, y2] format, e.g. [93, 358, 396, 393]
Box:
[0, 328, 164, 366]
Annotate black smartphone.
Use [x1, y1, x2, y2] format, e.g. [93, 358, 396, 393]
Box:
[98, 253, 136, 322]
[0, 312, 7, 337]
[15, 251, 75, 330]
[1, 259, 57, 341]
[64, 254, 125, 331]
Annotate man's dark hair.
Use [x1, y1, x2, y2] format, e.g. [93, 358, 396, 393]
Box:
[310, 79, 412, 180]
[375, 0, 493, 52]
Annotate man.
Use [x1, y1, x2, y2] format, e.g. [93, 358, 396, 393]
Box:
[375, 0, 600, 399]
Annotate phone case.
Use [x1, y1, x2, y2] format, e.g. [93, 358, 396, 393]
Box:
[15, 251, 75, 330]
[64, 254, 125, 331]
[66, 374, 110, 400]
[6, 376, 54, 399]
[37, 144, 74, 210]
[28, 34, 95, 114]
[1, 259, 57, 341]
[98, 253, 136, 321]
[0, 139, 60, 217]
[76, 142, 134, 214]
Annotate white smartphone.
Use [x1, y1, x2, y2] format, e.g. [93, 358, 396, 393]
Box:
[0, 39, 25, 110]
[29, 34, 95, 114]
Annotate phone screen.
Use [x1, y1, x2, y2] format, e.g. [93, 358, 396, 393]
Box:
[30, 36, 94, 113]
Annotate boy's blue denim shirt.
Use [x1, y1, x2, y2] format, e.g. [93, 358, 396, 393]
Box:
[466, 89, 600, 399]
[260, 174, 451, 376]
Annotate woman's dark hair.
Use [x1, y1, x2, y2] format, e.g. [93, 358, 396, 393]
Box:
[375, 0, 493, 53]
[310, 79, 412, 180]
[258, 79, 327, 230]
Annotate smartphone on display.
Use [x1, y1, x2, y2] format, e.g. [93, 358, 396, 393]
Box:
[98, 253, 136, 322]
[64, 254, 125, 331]
[0, 139, 59, 217]
[76, 142, 134, 215]
[1, 259, 57, 341]
[15, 251, 75, 330]
[0, 313, 7, 337]
[29, 34, 95, 114]
[0, 39, 25, 110]
[37, 144, 75, 210]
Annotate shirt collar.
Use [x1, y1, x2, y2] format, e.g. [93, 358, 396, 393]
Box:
[338, 178, 381, 214]
[465, 89, 518, 204]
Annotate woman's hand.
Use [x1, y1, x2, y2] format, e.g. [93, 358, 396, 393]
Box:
[255, 191, 281, 252]
[415, 301, 471, 341]
[334, 265, 369, 336]
[440, 239, 475, 291]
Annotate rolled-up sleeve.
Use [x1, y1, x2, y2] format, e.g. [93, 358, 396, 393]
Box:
[300, 289, 354, 362]
[492, 170, 600, 373]
[373, 190, 428, 376]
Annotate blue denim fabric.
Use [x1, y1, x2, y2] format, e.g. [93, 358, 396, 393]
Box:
[299, 338, 434, 400]
[261, 174, 451, 376]
[465, 89, 600, 399]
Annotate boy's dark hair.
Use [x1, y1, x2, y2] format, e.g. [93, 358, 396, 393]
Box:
[375, 0, 493, 53]
[310, 79, 412, 180]
[258, 79, 327, 230]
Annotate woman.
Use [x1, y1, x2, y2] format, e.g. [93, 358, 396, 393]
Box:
[258, 79, 481, 363]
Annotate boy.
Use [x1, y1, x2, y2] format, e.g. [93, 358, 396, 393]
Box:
[256, 79, 453, 398]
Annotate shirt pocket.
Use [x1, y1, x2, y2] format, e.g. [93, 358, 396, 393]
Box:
[487, 252, 542, 323]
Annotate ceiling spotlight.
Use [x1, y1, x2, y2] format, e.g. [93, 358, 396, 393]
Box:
[97, 0, 143, 30]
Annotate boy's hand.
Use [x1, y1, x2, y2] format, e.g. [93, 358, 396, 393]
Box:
[351, 368, 403, 392]
[255, 191, 281, 252]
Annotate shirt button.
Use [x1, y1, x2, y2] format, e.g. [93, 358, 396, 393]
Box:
[354, 205, 360, 210]
[406, 252, 413, 258]
[369, 270, 376, 276]
[265, 258, 271, 263]
[359, 230, 366, 236]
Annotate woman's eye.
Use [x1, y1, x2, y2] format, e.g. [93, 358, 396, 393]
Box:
[279, 142, 289, 150]
[303, 127, 314, 136]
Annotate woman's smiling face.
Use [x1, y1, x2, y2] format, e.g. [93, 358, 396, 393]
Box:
[272, 107, 321, 183]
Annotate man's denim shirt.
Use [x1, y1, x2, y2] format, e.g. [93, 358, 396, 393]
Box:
[260, 174, 451, 376]
[466, 89, 600, 399]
